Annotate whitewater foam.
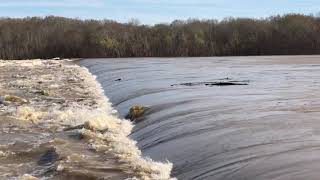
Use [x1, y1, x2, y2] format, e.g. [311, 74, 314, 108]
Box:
[19, 174, 39, 180]
[1, 59, 175, 179]
[16, 106, 45, 123]
[56, 64, 176, 179]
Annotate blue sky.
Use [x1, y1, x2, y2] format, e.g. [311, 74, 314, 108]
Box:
[0, 0, 319, 24]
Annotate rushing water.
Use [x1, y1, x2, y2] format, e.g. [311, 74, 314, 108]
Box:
[80, 56, 320, 180]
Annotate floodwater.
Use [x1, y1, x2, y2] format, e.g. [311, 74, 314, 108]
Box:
[0, 60, 174, 180]
[80, 56, 320, 180]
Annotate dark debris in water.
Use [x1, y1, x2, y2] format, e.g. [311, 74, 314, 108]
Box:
[205, 81, 249, 86]
[171, 80, 249, 87]
[37, 148, 59, 166]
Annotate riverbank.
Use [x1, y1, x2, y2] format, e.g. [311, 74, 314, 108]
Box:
[0, 59, 174, 180]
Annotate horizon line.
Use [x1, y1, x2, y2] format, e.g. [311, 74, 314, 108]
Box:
[0, 12, 318, 25]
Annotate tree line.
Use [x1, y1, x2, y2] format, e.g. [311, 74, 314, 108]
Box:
[1, 14, 320, 59]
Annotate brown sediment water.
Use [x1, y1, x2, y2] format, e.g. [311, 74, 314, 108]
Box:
[0, 60, 175, 180]
[80, 55, 320, 180]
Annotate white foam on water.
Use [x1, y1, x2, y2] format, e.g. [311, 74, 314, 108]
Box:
[16, 106, 45, 123]
[3, 60, 175, 179]
[57, 64, 176, 179]
[19, 174, 39, 180]
[0, 150, 15, 157]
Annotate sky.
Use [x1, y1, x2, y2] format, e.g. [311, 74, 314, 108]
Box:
[0, 0, 319, 24]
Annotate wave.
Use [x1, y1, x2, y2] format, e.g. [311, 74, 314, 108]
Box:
[1, 59, 175, 179]
[54, 64, 176, 179]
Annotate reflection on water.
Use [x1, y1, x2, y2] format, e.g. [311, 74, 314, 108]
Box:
[81, 56, 320, 180]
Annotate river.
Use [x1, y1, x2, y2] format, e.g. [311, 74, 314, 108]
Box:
[80, 56, 320, 180]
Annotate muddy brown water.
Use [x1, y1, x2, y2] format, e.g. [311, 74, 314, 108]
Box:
[80, 56, 320, 180]
[0, 60, 128, 180]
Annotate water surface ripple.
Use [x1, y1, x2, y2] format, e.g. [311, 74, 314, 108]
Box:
[80, 56, 320, 180]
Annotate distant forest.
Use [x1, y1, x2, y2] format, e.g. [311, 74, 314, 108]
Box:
[1, 14, 320, 59]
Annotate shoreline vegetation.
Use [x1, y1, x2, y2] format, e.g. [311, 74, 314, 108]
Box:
[0, 59, 175, 179]
[1, 14, 320, 60]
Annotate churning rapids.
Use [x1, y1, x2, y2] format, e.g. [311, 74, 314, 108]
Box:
[80, 56, 320, 180]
